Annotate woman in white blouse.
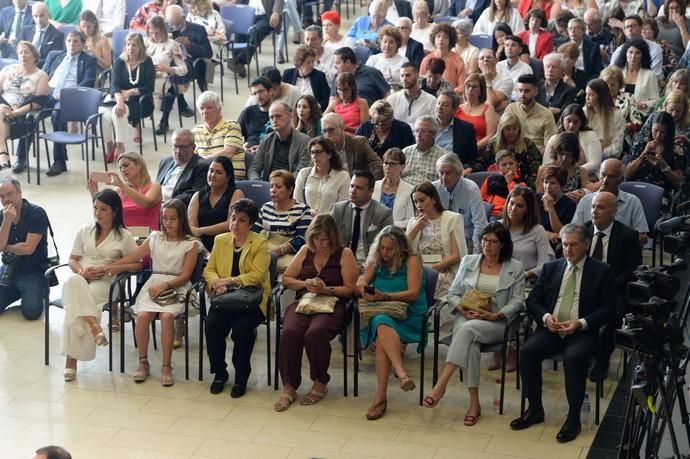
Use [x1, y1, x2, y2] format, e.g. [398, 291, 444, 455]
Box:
[294, 137, 350, 215]
[186, 0, 226, 58]
[584, 79, 626, 160]
[473, 0, 525, 37]
[372, 148, 415, 228]
[145, 15, 189, 135]
[612, 38, 659, 116]
[411, 0, 434, 52]
[365, 26, 408, 84]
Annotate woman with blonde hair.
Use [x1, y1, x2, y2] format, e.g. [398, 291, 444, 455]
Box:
[656, 68, 690, 109]
[356, 100, 415, 157]
[79, 9, 112, 73]
[456, 73, 497, 149]
[584, 78, 625, 159]
[632, 89, 690, 156]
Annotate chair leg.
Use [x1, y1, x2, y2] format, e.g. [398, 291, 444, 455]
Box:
[419, 343, 425, 406]
[499, 345, 507, 415]
[184, 316, 189, 380]
[44, 294, 50, 366]
[266, 316, 271, 386]
[274, 295, 281, 390]
[198, 295, 205, 381]
[342, 322, 348, 397]
[152, 321, 158, 350]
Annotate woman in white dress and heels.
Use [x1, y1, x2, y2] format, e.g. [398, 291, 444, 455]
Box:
[62, 190, 140, 382]
[108, 199, 202, 386]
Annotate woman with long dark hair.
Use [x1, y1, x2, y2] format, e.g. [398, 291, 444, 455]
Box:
[543, 104, 603, 176]
[292, 95, 323, 138]
[612, 38, 658, 115]
[294, 137, 350, 215]
[584, 78, 625, 159]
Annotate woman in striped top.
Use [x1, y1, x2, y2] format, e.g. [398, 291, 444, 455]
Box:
[253, 170, 313, 271]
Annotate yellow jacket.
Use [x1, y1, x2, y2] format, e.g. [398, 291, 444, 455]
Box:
[203, 231, 271, 316]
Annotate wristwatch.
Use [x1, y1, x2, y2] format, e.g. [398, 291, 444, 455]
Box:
[662, 165, 671, 173]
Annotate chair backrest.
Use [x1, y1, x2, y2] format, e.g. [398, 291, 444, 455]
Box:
[0, 58, 18, 70]
[244, 152, 254, 172]
[58, 24, 77, 35]
[465, 171, 499, 188]
[619, 181, 665, 234]
[222, 18, 233, 40]
[483, 200, 493, 219]
[236, 180, 271, 207]
[422, 266, 438, 307]
[354, 45, 370, 66]
[125, 0, 150, 27]
[59, 87, 103, 123]
[469, 34, 492, 49]
[112, 29, 144, 60]
[433, 15, 457, 23]
[220, 5, 256, 36]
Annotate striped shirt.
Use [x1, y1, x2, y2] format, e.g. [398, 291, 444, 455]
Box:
[253, 201, 313, 251]
[192, 118, 245, 180]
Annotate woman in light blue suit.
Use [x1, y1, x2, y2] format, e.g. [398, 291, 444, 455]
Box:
[371, 148, 415, 228]
[422, 221, 525, 427]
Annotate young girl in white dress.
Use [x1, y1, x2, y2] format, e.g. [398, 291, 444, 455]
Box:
[108, 199, 202, 386]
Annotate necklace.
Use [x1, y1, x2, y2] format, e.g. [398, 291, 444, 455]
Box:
[127, 62, 140, 86]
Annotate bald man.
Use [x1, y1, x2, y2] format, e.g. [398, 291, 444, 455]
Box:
[584, 191, 641, 382]
[21, 2, 64, 66]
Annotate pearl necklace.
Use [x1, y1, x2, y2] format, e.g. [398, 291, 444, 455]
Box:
[127, 63, 140, 86]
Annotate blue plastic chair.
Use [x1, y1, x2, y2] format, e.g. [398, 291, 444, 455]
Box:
[37, 87, 106, 179]
[619, 181, 666, 265]
[0, 58, 17, 70]
[433, 15, 457, 23]
[236, 180, 271, 207]
[465, 171, 500, 188]
[58, 24, 77, 35]
[354, 45, 370, 66]
[469, 34, 492, 49]
[220, 5, 257, 92]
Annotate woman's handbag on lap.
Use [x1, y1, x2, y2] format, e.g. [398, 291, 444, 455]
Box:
[457, 288, 493, 311]
[295, 292, 337, 315]
[211, 286, 263, 313]
[358, 299, 409, 328]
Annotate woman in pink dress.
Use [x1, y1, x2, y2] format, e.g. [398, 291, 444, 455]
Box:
[325, 72, 369, 133]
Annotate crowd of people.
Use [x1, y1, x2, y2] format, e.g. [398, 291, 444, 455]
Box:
[0, 0, 686, 446]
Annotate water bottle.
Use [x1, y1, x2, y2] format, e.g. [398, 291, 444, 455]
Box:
[494, 378, 502, 413]
[581, 393, 591, 426]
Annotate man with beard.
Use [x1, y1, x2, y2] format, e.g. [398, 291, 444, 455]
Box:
[504, 74, 557, 151]
[386, 62, 436, 129]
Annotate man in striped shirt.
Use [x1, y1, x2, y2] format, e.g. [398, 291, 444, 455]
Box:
[191, 91, 246, 180]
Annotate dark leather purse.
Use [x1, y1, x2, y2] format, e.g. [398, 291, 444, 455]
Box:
[210, 286, 263, 313]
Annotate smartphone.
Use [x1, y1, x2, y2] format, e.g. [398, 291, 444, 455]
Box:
[90, 171, 111, 183]
[364, 285, 376, 295]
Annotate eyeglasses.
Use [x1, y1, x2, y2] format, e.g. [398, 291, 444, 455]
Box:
[481, 238, 501, 245]
[414, 128, 435, 134]
[322, 127, 337, 134]
[336, 87, 351, 92]
[173, 144, 193, 149]
[372, 121, 391, 127]
[383, 161, 401, 166]
[310, 149, 326, 154]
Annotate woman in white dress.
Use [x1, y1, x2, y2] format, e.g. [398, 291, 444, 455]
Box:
[62, 190, 140, 382]
[107, 199, 201, 386]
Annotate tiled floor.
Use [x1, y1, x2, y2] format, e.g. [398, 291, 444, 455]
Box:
[0, 5, 622, 457]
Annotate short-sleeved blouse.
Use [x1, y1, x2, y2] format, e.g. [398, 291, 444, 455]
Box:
[334, 98, 361, 130]
[1, 65, 47, 108]
[456, 104, 489, 142]
[71, 224, 138, 269]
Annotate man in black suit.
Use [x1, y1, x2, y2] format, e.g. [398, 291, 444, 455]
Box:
[165, 5, 213, 117]
[584, 191, 641, 381]
[37, 31, 97, 176]
[0, 0, 33, 58]
[434, 91, 477, 167]
[568, 18, 603, 81]
[510, 223, 614, 443]
[156, 128, 209, 205]
[20, 2, 63, 66]
[537, 53, 578, 120]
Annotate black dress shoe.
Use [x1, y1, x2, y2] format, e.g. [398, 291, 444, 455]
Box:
[11, 159, 25, 173]
[209, 377, 228, 394]
[556, 417, 581, 443]
[180, 107, 194, 118]
[154, 122, 168, 136]
[509, 408, 545, 430]
[46, 161, 67, 177]
[230, 384, 246, 398]
[590, 360, 610, 382]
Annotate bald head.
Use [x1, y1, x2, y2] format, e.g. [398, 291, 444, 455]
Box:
[31, 2, 50, 27]
[583, 8, 602, 35]
[599, 158, 624, 194]
[165, 4, 185, 28]
[591, 191, 617, 229]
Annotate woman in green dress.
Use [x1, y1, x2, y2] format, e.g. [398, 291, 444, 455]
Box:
[357, 225, 427, 421]
[46, 0, 83, 25]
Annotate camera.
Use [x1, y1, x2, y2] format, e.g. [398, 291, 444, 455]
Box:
[0, 251, 19, 288]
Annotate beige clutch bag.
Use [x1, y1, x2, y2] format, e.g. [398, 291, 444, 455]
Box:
[457, 288, 493, 311]
[296, 292, 337, 314]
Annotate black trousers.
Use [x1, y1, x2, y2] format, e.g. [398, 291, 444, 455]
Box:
[520, 328, 598, 418]
[205, 305, 264, 386]
[597, 296, 626, 364]
[233, 15, 274, 65]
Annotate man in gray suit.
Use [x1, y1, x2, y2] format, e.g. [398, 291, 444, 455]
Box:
[247, 101, 310, 181]
[331, 170, 394, 264]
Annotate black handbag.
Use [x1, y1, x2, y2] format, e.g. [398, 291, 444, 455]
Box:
[42, 219, 60, 287]
[211, 286, 263, 313]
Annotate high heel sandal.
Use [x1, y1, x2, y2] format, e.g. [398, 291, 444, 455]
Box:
[91, 324, 108, 346]
[0, 152, 10, 169]
[133, 357, 150, 383]
[161, 365, 174, 387]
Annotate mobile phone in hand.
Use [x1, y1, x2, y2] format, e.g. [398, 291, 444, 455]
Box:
[364, 285, 376, 295]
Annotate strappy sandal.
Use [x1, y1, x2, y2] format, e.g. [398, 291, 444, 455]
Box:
[274, 392, 295, 412]
[300, 387, 328, 406]
[423, 395, 440, 408]
[133, 357, 150, 383]
[0, 152, 10, 169]
[91, 324, 108, 346]
[366, 400, 387, 420]
[463, 407, 481, 426]
[399, 375, 416, 392]
[161, 365, 174, 387]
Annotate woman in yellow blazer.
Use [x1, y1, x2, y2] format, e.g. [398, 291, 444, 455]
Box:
[203, 198, 270, 398]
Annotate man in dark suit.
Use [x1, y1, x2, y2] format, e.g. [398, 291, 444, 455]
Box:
[19, 2, 63, 66]
[321, 113, 383, 179]
[165, 5, 212, 118]
[537, 53, 578, 120]
[37, 31, 97, 176]
[510, 223, 614, 443]
[584, 191, 641, 381]
[434, 91, 477, 167]
[331, 170, 394, 264]
[568, 18, 603, 81]
[156, 129, 209, 205]
[0, 0, 33, 58]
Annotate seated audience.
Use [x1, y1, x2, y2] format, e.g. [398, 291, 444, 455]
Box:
[188, 157, 244, 252]
[0, 1, 34, 58]
[248, 101, 311, 181]
[192, 91, 245, 180]
[46, 0, 82, 25]
[372, 148, 415, 227]
[254, 170, 313, 271]
[357, 225, 426, 420]
[386, 62, 436, 128]
[356, 100, 414, 158]
[477, 48, 513, 112]
[544, 103, 603, 176]
[325, 72, 369, 134]
[316, 14, 355, 83]
[22, 3, 63, 67]
[185, 0, 226, 59]
[538, 132, 591, 201]
[331, 170, 394, 264]
[347, 0, 392, 53]
[634, 89, 690, 151]
[567, 17, 604, 81]
[456, 73, 497, 150]
[504, 74, 557, 151]
[293, 94, 323, 138]
[434, 91, 478, 166]
[492, 22, 513, 61]
[539, 164, 576, 243]
[584, 78, 625, 159]
[237, 77, 274, 152]
[599, 66, 645, 141]
[107, 199, 201, 387]
[655, 68, 690, 110]
[511, 223, 614, 444]
[474, 0, 525, 36]
[410, 0, 433, 51]
[331, 46, 390, 106]
[496, 35, 533, 88]
[433, 153, 488, 251]
[517, 8, 553, 60]
[612, 38, 659, 115]
[204, 199, 271, 398]
[322, 113, 383, 178]
[295, 137, 350, 215]
[274, 214, 357, 411]
[423, 222, 525, 426]
[130, 0, 167, 32]
[557, 42, 589, 92]
[402, 116, 449, 186]
[396, 17, 424, 68]
[536, 53, 578, 120]
[365, 26, 408, 84]
[453, 19, 479, 74]
[79, 10, 112, 74]
[609, 15, 663, 79]
[407, 182, 467, 300]
[480, 150, 525, 219]
[62, 190, 141, 382]
[247, 66, 301, 111]
[156, 128, 209, 205]
[420, 57, 455, 98]
[82, 0, 125, 35]
[282, 45, 330, 111]
[420, 23, 466, 93]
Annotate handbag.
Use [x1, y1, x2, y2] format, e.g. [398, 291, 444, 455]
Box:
[153, 288, 182, 306]
[457, 288, 493, 311]
[358, 299, 409, 328]
[295, 292, 337, 315]
[211, 285, 263, 313]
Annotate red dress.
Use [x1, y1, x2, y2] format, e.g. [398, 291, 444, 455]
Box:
[455, 104, 489, 142]
[334, 98, 361, 131]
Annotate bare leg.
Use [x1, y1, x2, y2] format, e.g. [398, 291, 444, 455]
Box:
[160, 313, 174, 367]
[423, 362, 459, 407]
[134, 312, 154, 359]
[373, 339, 391, 404]
[467, 387, 481, 417]
[274, 383, 298, 412]
[375, 325, 407, 379]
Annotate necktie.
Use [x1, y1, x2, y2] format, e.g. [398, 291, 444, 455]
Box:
[53, 55, 72, 99]
[557, 265, 578, 332]
[446, 188, 454, 211]
[350, 207, 362, 252]
[592, 232, 604, 261]
[13, 10, 22, 38]
[34, 28, 44, 50]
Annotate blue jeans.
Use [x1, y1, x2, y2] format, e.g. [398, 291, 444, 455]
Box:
[278, 0, 305, 51]
[0, 270, 47, 320]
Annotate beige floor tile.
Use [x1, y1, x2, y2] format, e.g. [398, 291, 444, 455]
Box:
[0, 433, 47, 456]
[433, 448, 529, 459]
[448, 410, 547, 441]
[225, 404, 318, 429]
[395, 424, 492, 451]
[166, 416, 262, 441]
[254, 425, 350, 451]
[140, 395, 233, 420]
[341, 436, 437, 459]
[0, 380, 72, 403]
[106, 428, 206, 455]
[58, 442, 145, 459]
[140, 454, 210, 459]
[0, 399, 95, 422]
[20, 419, 120, 445]
[309, 414, 403, 440]
[287, 448, 380, 459]
[0, 415, 34, 436]
[484, 436, 583, 459]
[83, 407, 179, 432]
[194, 438, 292, 459]
[57, 387, 152, 410]
[540, 423, 598, 447]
